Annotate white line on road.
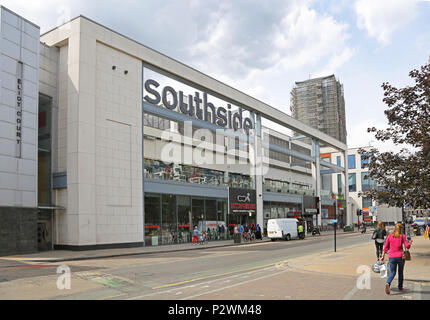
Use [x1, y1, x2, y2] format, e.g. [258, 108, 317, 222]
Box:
[127, 265, 278, 300]
[180, 270, 289, 300]
[343, 285, 358, 300]
[414, 283, 422, 300]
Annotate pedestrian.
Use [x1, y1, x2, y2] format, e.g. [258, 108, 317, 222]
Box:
[426, 220, 430, 239]
[256, 224, 261, 240]
[298, 223, 304, 239]
[381, 223, 413, 294]
[192, 226, 199, 245]
[372, 221, 387, 260]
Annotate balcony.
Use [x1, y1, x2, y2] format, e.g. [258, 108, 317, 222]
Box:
[143, 159, 253, 190]
[264, 179, 314, 196]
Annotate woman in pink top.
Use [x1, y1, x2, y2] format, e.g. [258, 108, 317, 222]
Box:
[381, 223, 412, 294]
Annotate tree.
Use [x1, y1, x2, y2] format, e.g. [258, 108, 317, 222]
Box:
[358, 61, 430, 211]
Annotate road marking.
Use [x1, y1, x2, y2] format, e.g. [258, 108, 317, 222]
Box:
[127, 265, 280, 300]
[151, 260, 288, 290]
[343, 285, 358, 300]
[180, 270, 288, 300]
[414, 283, 422, 300]
[98, 293, 127, 300]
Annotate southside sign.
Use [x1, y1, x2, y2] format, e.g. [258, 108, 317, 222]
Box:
[144, 79, 254, 135]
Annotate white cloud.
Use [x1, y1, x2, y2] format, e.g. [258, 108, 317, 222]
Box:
[0, 0, 79, 32]
[354, 0, 418, 45]
[187, 1, 355, 118]
[273, 5, 353, 72]
[347, 119, 416, 154]
[190, 2, 354, 77]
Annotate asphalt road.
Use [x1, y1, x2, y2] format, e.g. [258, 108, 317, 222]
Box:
[48, 232, 370, 299]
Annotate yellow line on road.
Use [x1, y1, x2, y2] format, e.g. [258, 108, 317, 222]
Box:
[98, 293, 128, 300]
[151, 259, 289, 290]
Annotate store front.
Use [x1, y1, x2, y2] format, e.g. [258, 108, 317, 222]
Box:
[144, 193, 228, 246]
[262, 201, 302, 235]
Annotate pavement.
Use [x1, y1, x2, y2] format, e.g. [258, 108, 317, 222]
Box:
[279, 230, 430, 300]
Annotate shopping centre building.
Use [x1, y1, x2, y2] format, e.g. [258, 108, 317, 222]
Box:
[0, 7, 349, 255]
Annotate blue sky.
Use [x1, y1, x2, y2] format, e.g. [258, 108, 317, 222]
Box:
[3, 0, 429, 151]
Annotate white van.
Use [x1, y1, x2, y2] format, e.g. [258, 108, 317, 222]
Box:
[267, 218, 299, 241]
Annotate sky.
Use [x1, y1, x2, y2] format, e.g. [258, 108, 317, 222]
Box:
[3, 0, 429, 152]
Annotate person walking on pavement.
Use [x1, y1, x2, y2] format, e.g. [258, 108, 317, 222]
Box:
[426, 220, 430, 239]
[373, 221, 387, 260]
[381, 223, 413, 294]
[256, 224, 261, 240]
[239, 224, 244, 240]
[192, 226, 199, 245]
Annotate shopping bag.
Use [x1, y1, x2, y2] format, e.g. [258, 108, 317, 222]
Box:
[379, 263, 388, 278]
[425, 231, 428, 239]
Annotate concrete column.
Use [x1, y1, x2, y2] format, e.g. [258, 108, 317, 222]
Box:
[344, 150, 350, 225]
[312, 139, 321, 226]
[254, 113, 264, 229]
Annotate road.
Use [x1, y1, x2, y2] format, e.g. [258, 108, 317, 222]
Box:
[0, 232, 427, 300]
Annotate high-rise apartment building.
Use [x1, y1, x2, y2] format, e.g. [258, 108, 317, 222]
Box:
[291, 75, 347, 144]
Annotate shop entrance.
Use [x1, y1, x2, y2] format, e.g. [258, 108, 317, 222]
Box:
[228, 213, 256, 228]
[37, 209, 53, 251]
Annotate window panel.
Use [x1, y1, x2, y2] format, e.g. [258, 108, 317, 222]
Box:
[348, 173, 356, 192]
[348, 155, 356, 169]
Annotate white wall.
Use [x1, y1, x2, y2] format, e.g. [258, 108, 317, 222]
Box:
[0, 7, 39, 208]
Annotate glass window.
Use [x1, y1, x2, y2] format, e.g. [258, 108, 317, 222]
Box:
[192, 198, 205, 232]
[177, 196, 191, 243]
[348, 173, 356, 192]
[362, 197, 372, 209]
[361, 153, 371, 169]
[38, 94, 52, 205]
[205, 199, 217, 235]
[361, 172, 376, 191]
[336, 156, 341, 167]
[145, 193, 161, 246]
[337, 174, 342, 194]
[217, 200, 227, 240]
[161, 194, 177, 245]
[348, 155, 356, 169]
[271, 205, 278, 219]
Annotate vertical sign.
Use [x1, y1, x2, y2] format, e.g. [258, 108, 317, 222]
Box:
[16, 61, 24, 158]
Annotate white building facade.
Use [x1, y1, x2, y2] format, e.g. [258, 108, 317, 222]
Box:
[330, 147, 402, 225]
[0, 8, 349, 255]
